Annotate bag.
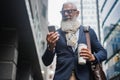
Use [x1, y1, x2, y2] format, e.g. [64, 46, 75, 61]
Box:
[91, 63, 107, 80]
[83, 26, 107, 80]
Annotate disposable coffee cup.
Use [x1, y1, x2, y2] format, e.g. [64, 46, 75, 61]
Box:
[78, 43, 87, 65]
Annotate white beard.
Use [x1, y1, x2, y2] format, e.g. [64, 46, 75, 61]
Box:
[60, 17, 80, 47]
[61, 17, 80, 33]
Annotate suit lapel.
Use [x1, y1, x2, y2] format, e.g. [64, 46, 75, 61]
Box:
[59, 28, 67, 43]
[78, 25, 84, 44]
[75, 25, 84, 53]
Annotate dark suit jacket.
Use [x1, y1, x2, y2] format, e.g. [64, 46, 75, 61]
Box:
[42, 25, 107, 80]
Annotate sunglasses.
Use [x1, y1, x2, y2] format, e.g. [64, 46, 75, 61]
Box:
[60, 9, 77, 15]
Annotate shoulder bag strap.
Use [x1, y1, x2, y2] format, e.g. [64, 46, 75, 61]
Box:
[83, 26, 91, 50]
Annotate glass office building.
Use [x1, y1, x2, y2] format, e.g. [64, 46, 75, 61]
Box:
[99, 0, 120, 80]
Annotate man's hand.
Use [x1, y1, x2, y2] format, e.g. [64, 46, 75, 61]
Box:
[46, 32, 59, 51]
[80, 48, 95, 61]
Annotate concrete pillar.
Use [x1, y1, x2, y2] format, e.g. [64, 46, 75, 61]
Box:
[0, 27, 17, 80]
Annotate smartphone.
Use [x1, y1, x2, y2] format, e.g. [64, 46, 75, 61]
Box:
[48, 26, 56, 32]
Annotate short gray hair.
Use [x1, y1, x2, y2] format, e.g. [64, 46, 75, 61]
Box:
[62, 2, 77, 10]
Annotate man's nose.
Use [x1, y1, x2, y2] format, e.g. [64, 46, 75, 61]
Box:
[64, 11, 69, 16]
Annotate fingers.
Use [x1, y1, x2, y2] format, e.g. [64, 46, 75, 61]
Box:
[51, 36, 59, 43]
[46, 32, 59, 45]
[80, 48, 95, 61]
[50, 32, 59, 43]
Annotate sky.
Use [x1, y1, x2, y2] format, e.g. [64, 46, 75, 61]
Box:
[48, 0, 67, 28]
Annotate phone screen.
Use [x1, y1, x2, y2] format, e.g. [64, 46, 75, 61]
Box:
[48, 26, 56, 32]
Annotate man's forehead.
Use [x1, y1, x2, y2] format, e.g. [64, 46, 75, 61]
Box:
[63, 3, 77, 10]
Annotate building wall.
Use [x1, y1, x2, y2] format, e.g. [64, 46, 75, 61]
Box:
[99, 0, 120, 80]
[25, 0, 48, 79]
[0, 0, 18, 79]
[0, 0, 48, 80]
[0, 27, 17, 80]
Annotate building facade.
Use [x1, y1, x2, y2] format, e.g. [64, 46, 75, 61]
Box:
[99, 0, 120, 80]
[0, 0, 48, 80]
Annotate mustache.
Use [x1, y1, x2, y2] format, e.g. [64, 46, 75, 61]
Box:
[62, 15, 71, 21]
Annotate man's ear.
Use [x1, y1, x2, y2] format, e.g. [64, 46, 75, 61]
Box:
[76, 10, 79, 16]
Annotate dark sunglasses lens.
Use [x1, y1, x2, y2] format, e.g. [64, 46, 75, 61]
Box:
[61, 9, 77, 15]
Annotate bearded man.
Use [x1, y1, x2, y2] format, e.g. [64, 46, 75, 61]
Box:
[42, 2, 107, 80]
